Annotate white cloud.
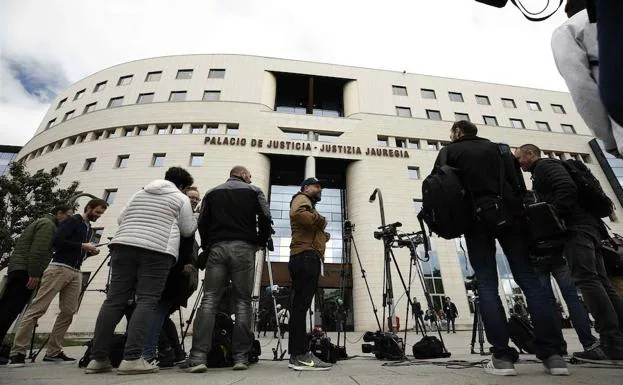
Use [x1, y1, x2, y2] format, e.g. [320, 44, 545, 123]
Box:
[0, 0, 571, 146]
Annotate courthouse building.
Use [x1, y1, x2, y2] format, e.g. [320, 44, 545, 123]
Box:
[14, 54, 623, 333]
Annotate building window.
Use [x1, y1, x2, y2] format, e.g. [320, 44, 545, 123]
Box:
[190, 153, 204, 166]
[421, 89, 436, 99]
[123, 128, 134, 136]
[536, 121, 551, 131]
[510, 118, 525, 129]
[90, 228, 104, 245]
[191, 124, 204, 134]
[152, 153, 166, 167]
[56, 162, 67, 175]
[552, 104, 566, 114]
[426, 109, 442, 120]
[94, 81, 107, 92]
[502, 98, 516, 108]
[83, 158, 96, 171]
[377, 136, 388, 147]
[157, 126, 168, 135]
[137, 93, 154, 104]
[561, 124, 576, 134]
[92, 131, 103, 140]
[527, 101, 541, 111]
[57, 98, 67, 109]
[74, 89, 85, 100]
[483, 115, 498, 126]
[203, 90, 221, 101]
[208, 69, 226, 78]
[105, 129, 117, 139]
[117, 75, 133, 86]
[427, 141, 438, 150]
[116, 155, 129, 168]
[226, 123, 239, 135]
[408, 139, 419, 149]
[314, 132, 340, 142]
[454, 112, 470, 121]
[449, 92, 464, 102]
[392, 85, 408, 96]
[83, 102, 97, 114]
[408, 166, 421, 180]
[145, 71, 162, 82]
[104, 189, 117, 205]
[395, 138, 407, 148]
[108, 96, 124, 108]
[46, 119, 56, 129]
[176, 69, 193, 79]
[169, 91, 187, 102]
[137, 126, 149, 136]
[476, 95, 490, 105]
[63, 110, 75, 121]
[396, 106, 412, 117]
[171, 125, 183, 135]
[206, 123, 219, 134]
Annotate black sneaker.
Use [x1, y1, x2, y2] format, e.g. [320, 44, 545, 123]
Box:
[43, 351, 76, 363]
[8, 353, 26, 368]
[573, 346, 609, 364]
[290, 351, 332, 371]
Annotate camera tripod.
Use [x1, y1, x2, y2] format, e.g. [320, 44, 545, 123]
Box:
[265, 246, 287, 361]
[469, 292, 486, 355]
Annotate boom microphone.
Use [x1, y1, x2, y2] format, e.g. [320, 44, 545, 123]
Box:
[378, 222, 402, 229]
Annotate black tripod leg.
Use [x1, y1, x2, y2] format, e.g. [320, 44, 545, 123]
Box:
[470, 309, 478, 354]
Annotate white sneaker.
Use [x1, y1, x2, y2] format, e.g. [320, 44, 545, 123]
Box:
[85, 359, 113, 374]
[484, 356, 517, 376]
[117, 357, 159, 375]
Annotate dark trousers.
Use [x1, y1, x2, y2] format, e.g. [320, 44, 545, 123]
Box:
[597, 0, 623, 126]
[413, 314, 425, 334]
[465, 225, 563, 361]
[564, 226, 623, 355]
[446, 318, 456, 333]
[0, 270, 34, 344]
[91, 245, 173, 361]
[288, 250, 320, 356]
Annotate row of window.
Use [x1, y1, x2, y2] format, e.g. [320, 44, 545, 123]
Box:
[392, 85, 566, 114]
[26, 122, 239, 161]
[55, 68, 226, 110]
[46, 90, 223, 130]
[395, 106, 576, 133]
[78, 152, 206, 172]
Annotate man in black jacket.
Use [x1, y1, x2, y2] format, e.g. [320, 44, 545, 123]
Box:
[516, 143, 623, 362]
[8, 199, 107, 366]
[436, 121, 566, 376]
[183, 166, 271, 373]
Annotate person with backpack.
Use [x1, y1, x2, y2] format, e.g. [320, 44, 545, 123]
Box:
[426, 121, 567, 376]
[515, 143, 623, 363]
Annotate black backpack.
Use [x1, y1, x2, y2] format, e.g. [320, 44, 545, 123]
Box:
[560, 159, 614, 218]
[411, 336, 447, 359]
[419, 147, 472, 239]
[78, 334, 126, 368]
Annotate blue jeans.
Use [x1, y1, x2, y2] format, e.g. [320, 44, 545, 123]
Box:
[142, 299, 174, 360]
[188, 240, 255, 363]
[465, 225, 563, 360]
[538, 260, 598, 351]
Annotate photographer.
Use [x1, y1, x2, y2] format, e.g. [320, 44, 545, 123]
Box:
[182, 166, 271, 373]
[515, 144, 623, 363]
[434, 121, 566, 376]
[9, 199, 108, 366]
[287, 177, 332, 371]
[412, 297, 425, 334]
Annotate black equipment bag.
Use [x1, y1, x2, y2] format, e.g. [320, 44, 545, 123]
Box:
[560, 159, 614, 218]
[420, 147, 472, 239]
[412, 336, 446, 359]
[205, 312, 261, 367]
[78, 333, 126, 368]
[508, 314, 536, 354]
[308, 332, 339, 364]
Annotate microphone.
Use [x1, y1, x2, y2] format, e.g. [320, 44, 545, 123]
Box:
[369, 188, 379, 203]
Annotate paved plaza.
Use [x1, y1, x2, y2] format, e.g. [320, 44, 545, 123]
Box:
[1, 330, 620, 385]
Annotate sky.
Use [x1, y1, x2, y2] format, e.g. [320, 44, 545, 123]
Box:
[0, 0, 572, 146]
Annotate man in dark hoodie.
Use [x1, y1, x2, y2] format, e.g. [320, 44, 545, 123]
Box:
[286, 177, 332, 371]
[0, 205, 73, 361]
[516, 143, 623, 363]
[8, 199, 107, 367]
[436, 121, 567, 376]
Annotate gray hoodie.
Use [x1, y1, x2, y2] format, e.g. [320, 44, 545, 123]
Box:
[112, 179, 198, 259]
[551, 11, 623, 153]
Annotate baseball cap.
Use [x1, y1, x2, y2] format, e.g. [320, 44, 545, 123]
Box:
[300, 177, 323, 189]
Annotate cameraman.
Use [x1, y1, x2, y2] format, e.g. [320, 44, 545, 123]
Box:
[287, 177, 332, 371]
[515, 144, 623, 363]
[435, 121, 566, 376]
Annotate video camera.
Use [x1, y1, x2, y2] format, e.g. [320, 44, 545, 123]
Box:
[373, 222, 402, 240]
[361, 331, 404, 360]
